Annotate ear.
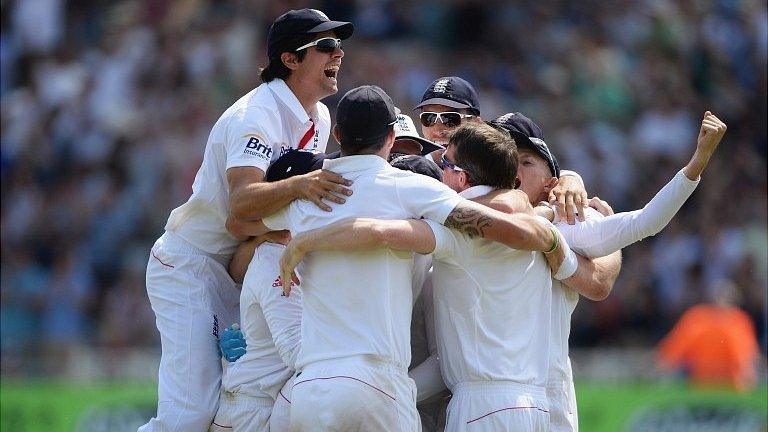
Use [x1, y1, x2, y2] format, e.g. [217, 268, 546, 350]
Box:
[382, 128, 396, 154]
[542, 176, 558, 193]
[332, 125, 342, 144]
[281, 52, 301, 71]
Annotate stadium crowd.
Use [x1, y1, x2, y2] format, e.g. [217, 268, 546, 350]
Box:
[1, 0, 766, 374]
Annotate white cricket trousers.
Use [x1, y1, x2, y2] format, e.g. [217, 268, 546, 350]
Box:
[209, 390, 273, 432]
[269, 375, 296, 432]
[547, 378, 578, 432]
[290, 355, 421, 432]
[139, 231, 240, 432]
[445, 381, 550, 432]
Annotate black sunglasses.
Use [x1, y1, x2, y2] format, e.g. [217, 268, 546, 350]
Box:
[419, 112, 474, 128]
[438, 153, 465, 172]
[295, 37, 342, 53]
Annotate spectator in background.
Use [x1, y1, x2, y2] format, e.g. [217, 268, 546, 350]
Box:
[657, 279, 761, 392]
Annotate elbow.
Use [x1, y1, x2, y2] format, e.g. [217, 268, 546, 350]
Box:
[229, 196, 250, 221]
[585, 279, 615, 301]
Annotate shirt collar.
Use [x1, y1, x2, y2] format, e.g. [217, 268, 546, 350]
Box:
[267, 78, 313, 124]
[322, 154, 391, 173]
[459, 185, 495, 199]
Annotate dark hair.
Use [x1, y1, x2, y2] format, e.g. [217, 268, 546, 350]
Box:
[259, 35, 313, 82]
[336, 126, 394, 156]
[450, 123, 518, 189]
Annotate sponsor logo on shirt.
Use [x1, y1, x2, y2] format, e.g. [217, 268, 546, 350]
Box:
[243, 136, 271, 159]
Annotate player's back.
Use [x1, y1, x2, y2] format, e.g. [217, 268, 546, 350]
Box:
[262, 154, 462, 370]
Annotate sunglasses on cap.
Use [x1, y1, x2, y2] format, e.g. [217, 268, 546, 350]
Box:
[295, 37, 342, 53]
[438, 153, 465, 172]
[419, 112, 474, 128]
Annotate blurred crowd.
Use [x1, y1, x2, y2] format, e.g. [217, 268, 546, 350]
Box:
[2, 0, 766, 375]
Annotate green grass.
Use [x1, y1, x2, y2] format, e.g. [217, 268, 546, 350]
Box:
[1, 380, 766, 431]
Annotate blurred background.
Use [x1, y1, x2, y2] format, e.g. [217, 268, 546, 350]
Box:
[1, 0, 766, 431]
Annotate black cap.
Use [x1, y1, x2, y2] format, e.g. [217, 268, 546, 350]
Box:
[491, 112, 560, 178]
[390, 155, 443, 182]
[336, 85, 398, 151]
[267, 9, 354, 60]
[265, 150, 326, 182]
[415, 76, 480, 115]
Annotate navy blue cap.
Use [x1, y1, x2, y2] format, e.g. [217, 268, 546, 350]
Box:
[415, 76, 480, 116]
[267, 9, 354, 60]
[491, 112, 560, 178]
[390, 155, 443, 182]
[265, 150, 327, 182]
[336, 85, 398, 151]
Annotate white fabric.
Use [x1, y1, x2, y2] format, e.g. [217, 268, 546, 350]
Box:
[445, 381, 550, 432]
[270, 375, 296, 432]
[425, 184, 554, 390]
[289, 356, 420, 432]
[139, 232, 240, 432]
[165, 78, 331, 256]
[263, 154, 464, 370]
[553, 231, 579, 280]
[222, 243, 301, 400]
[555, 169, 700, 258]
[546, 361, 578, 432]
[544, 169, 699, 430]
[209, 391, 273, 432]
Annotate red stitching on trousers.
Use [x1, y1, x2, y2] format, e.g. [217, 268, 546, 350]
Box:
[151, 249, 174, 268]
[294, 375, 396, 401]
[467, 406, 550, 424]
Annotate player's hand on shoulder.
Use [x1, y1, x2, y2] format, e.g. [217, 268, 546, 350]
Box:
[549, 175, 588, 225]
[696, 111, 727, 155]
[219, 323, 246, 362]
[588, 196, 614, 216]
[295, 169, 353, 212]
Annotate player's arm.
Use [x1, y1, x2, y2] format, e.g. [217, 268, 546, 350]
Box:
[227, 166, 353, 220]
[228, 231, 291, 283]
[560, 251, 622, 301]
[409, 354, 447, 402]
[471, 188, 534, 215]
[681, 111, 726, 180]
[279, 218, 436, 294]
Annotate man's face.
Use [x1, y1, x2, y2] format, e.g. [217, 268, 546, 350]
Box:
[290, 30, 344, 99]
[440, 144, 467, 193]
[419, 104, 477, 146]
[517, 148, 556, 204]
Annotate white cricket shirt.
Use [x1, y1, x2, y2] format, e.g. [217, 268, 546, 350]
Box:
[165, 78, 331, 256]
[263, 155, 464, 370]
[426, 185, 554, 390]
[222, 242, 302, 399]
[547, 170, 699, 385]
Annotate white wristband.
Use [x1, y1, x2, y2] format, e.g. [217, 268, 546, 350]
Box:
[554, 242, 578, 280]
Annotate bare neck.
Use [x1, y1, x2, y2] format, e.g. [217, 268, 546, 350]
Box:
[285, 78, 320, 115]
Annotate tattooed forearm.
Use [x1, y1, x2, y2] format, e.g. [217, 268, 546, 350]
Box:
[444, 204, 492, 238]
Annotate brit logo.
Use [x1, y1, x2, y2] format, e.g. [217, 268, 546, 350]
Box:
[244, 136, 271, 159]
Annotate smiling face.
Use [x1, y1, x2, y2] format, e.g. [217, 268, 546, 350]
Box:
[284, 30, 344, 102]
[516, 148, 557, 204]
[419, 104, 478, 147]
[440, 144, 468, 192]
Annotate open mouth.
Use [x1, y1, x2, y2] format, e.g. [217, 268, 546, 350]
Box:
[324, 65, 339, 78]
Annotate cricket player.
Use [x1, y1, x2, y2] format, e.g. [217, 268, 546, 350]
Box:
[415, 77, 589, 231]
[211, 151, 328, 432]
[490, 110, 728, 431]
[276, 123, 584, 431]
[140, 9, 354, 431]
[240, 85, 566, 431]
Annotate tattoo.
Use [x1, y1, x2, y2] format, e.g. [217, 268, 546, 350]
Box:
[445, 204, 492, 238]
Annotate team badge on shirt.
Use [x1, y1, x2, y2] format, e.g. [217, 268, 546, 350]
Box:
[242, 134, 272, 160]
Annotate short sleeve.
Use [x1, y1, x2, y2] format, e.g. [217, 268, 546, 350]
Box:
[424, 219, 457, 261]
[396, 173, 464, 224]
[263, 205, 291, 232]
[225, 108, 281, 173]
